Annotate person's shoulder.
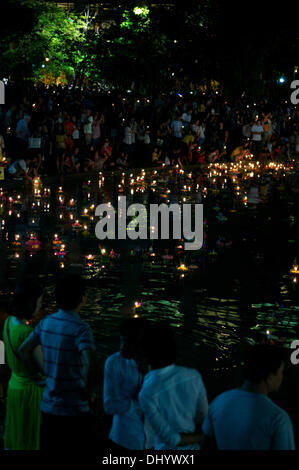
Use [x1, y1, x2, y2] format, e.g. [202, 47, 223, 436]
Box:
[105, 351, 122, 366]
[173, 365, 204, 380]
[264, 396, 292, 423]
[209, 388, 240, 407]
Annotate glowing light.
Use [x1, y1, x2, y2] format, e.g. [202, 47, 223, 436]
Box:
[133, 6, 149, 16]
[177, 264, 188, 271]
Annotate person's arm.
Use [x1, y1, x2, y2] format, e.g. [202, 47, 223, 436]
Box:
[18, 331, 43, 381]
[76, 324, 98, 404]
[200, 405, 218, 450]
[103, 357, 140, 416]
[81, 348, 98, 404]
[271, 413, 296, 450]
[139, 389, 201, 449]
[194, 374, 209, 426]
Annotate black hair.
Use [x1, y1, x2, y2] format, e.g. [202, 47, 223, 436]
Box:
[141, 324, 177, 369]
[55, 274, 86, 311]
[120, 317, 148, 340]
[119, 317, 149, 359]
[243, 345, 286, 384]
[9, 279, 43, 320]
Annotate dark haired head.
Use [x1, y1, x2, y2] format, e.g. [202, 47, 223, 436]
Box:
[141, 324, 176, 369]
[243, 345, 286, 385]
[120, 317, 148, 359]
[10, 279, 43, 320]
[55, 274, 86, 311]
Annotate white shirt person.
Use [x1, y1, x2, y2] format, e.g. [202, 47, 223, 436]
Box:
[103, 318, 153, 450]
[138, 324, 208, 450]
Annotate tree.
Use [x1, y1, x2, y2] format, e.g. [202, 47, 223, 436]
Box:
[0, 0, 100, 85]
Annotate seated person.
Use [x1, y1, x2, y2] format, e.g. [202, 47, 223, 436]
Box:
[101, 139, 113, 160]
[94, 150, 109, 171]
[258, 145, 271, 162]
[116, 151, 129, 169]
[27, 156, 40, 178]
[208, 149, 220, 163]
[8, 158, 32, 182]
[60, 153, 73, 174]
[84, 145, 95, 172]
[152, 147, 163, 166]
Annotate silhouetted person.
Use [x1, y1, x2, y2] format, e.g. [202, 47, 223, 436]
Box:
[201, 345, 295, 450]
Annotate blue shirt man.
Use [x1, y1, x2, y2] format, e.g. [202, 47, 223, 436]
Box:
[19, 274, 97, 452]
[202, 388, 295, 450]
[201, 344, 295, 450]
[171, 116, 183, 139]
[16, 115, 31, 142]
[27, 308, 95, 416]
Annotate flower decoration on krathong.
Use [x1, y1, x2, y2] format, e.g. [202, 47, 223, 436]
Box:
[72, 220, 82, 232]
[85, 254, 94, 267]
[177, 264, 188, 272]
[290, 259, 299, 285]
[55, 244, 66, 259]
[133, 301, 143, 317]
[52, 234, 63, 250]
[25, 234, 41, 252]
[11, 234, 22, 249]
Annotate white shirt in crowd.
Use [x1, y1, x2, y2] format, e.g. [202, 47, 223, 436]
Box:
[28, 137, 41, 149]
[251, 123, 264, 141]
[103, 352, 153, 450]
[171, 119, 183, 139]
[83, 116, 93, 135]
[202, 388, 295, 450]
[139, 364, 208, 450]
[123, 126, 136, 145]
[182, 112, 192, 124]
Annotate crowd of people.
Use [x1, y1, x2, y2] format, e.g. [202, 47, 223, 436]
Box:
[0, 84, 298, 181]
[0, 274, 295, 452]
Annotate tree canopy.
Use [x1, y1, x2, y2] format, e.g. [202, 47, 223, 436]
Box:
[0, 0, 298, 98]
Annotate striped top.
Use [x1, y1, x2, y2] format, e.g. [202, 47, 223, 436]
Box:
[29, 309, 95, 416]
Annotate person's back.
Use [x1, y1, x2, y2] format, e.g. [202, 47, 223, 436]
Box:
[36, 309, 93, 415]
[139, 324, 208, 450]
[202, 345, 295, 451]
[139, 364, 207, 450]
[103, 317, 151, 450]
[104, 351, 146, 449]
[203, 388, 294, 450]
[19, 274, 96, 452]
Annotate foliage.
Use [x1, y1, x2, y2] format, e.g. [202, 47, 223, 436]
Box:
[0, 0, 99, 85]
[0, 0, 298, 97]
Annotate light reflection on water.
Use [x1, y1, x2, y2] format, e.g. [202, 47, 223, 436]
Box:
[0, 168, 298, 383]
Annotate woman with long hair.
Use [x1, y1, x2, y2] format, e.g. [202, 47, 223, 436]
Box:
[2, 279, 44, 450]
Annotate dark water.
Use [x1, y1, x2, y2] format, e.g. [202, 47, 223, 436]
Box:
[1, 164, 299, 435]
